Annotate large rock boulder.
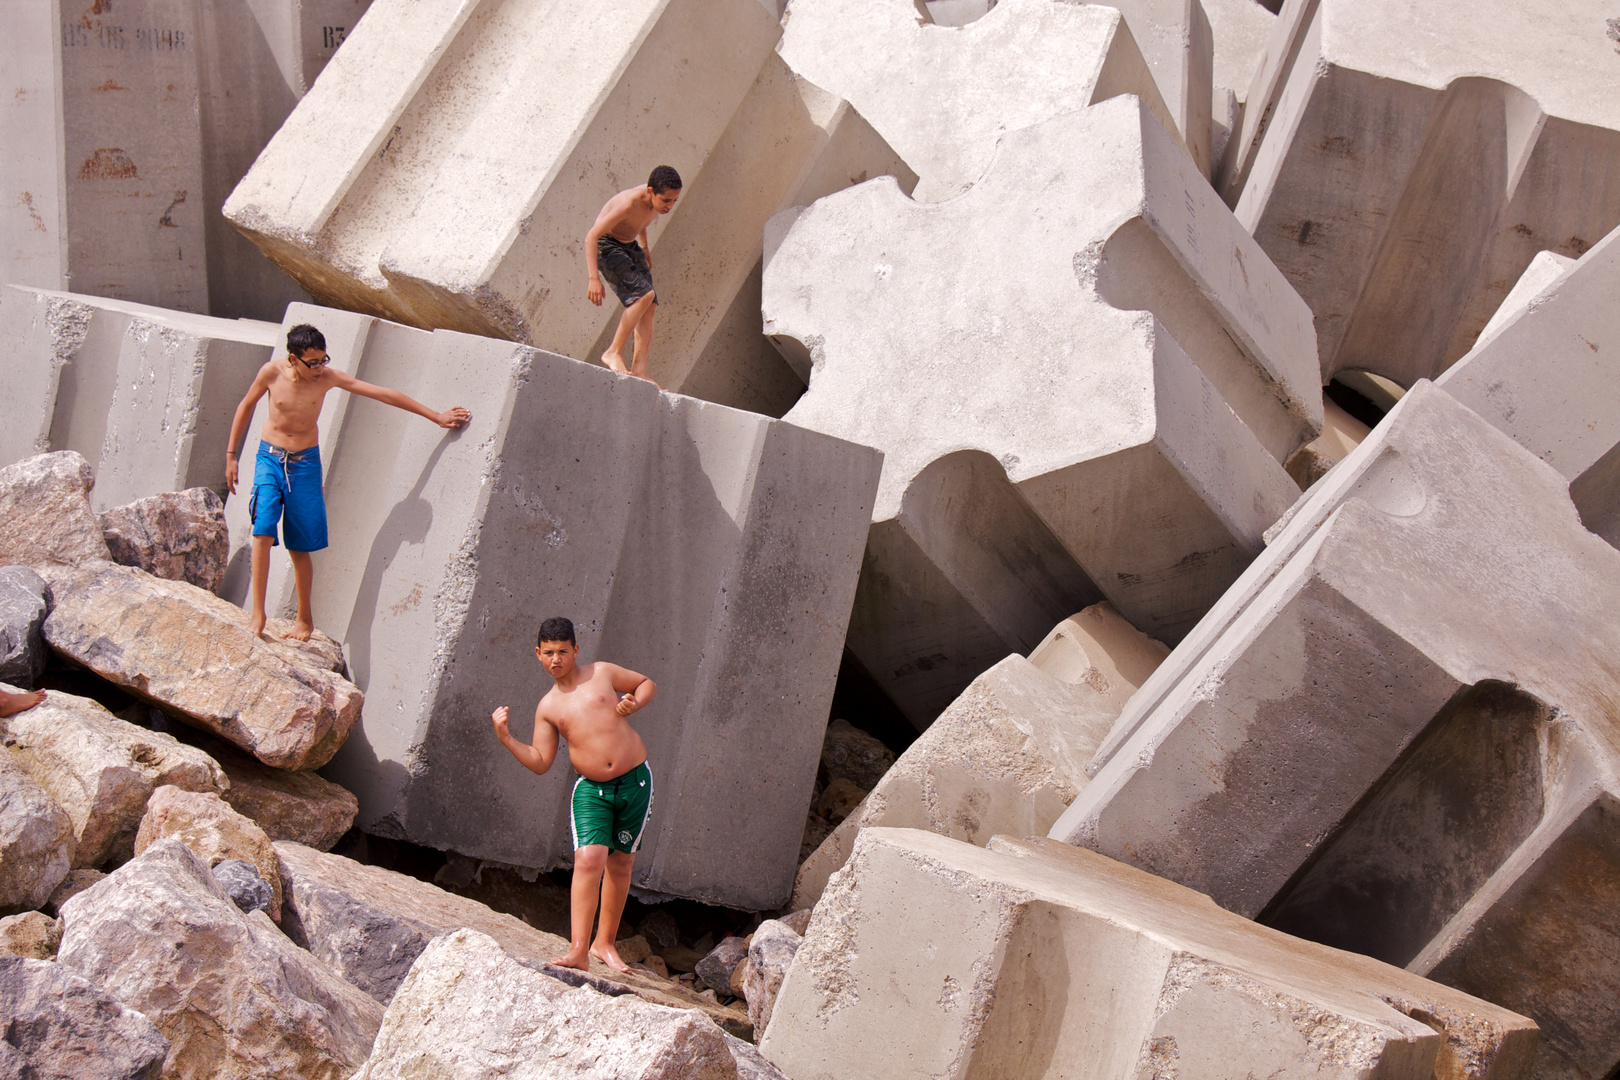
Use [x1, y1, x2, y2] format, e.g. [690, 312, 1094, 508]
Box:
[695, 935, 750, 997]
[0, 750, 73, 911]
[134, 785, 282, 921]
[0, 956, 169, 1079]
[0, 566, 49, 687]
[351, 928, 740, 1080]
[0, 911, 60, 959]
[743, 920, 802, 1039]
[40, 561, 362, 770]
[99, 488, 230, 594]
[205, 736, 356, 850]
[0, 685, 226, 868]
[56, 838, 383, 1080]
[0, 452, 111, 568]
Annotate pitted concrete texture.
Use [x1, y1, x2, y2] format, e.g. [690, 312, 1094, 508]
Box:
[765, 96, 1316, 726]
[1054, 381, 1620, 1080]
[4, 1, 364, 321]
[296, 329, 879, 909]
[777, 0, 1201, 199]
[762, 828, 1538, 1080]
[224, 0, 779, 354]
[1219, 0, 1620, 389]
[0, 285, 279, 508]
[586, 54, 916, 416]
[1436, 226, 1620, 550]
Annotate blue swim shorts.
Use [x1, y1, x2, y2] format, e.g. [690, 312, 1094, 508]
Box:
[249, 441, 328, 552]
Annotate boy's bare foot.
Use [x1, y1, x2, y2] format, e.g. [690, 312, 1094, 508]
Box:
[590, 943, 631, 973]
[248, 610, 267, 638]
[601, 350, 628, 375]
[550, 946, 592, 972]
[288, 619, 314, 642]
[0, 689, 46, 717]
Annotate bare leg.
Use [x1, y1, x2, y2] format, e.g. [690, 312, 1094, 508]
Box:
[553, 845, 608, 970]
[0, 689, 46, 717]
[248, 535, 273, 637]
[630, 301, 659, 386]
[602, 292, 655, 375]
[287, 550, 315, 641]
[590, 850, 636, 972]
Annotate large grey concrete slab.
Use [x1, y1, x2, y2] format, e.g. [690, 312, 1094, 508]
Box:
[1055, 381, 1620, 1080]
[777, 0, 1202, 199]
[0, 285, 278, 509]
[224, 0, 779, 357]
[1435, 225, 1620, 549]
[0, 2, 67, 294]
[762, 828, 1538, 1080]
[764, 95, 1317, 726]
[585, 53, 917, 416]
[296, 329, 880, 909]
[1218, 0, 1620, 388]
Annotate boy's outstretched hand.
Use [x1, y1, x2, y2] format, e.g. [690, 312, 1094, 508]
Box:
[435, 406, 472, 429]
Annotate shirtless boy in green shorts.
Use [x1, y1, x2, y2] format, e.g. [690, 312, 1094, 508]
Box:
[491, 616, 657, 972]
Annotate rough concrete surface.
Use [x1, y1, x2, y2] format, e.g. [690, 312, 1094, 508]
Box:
[225, 0, 779, 356]
[1055, 381, 1620, 1080]
[767, 95, 1315, 725]
[1220, 0, 1620, 388]
[763, 828, 1539, 1080]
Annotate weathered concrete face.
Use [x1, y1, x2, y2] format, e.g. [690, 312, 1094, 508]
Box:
[586, 54, 917, 416]
[281, 328, 880, 909]
[224, 0, 779, 355]
[766, 96, 1317, 725]
[762, 828, 1538, 1080]
[0, 285, 278, 506]
[1, 2, 67, 294]
[1220, 0, 1620, 388]
[778, 0, 1200, 199]
[1054, 382, 1620, 1080]
[1435, 225, 1620, 550]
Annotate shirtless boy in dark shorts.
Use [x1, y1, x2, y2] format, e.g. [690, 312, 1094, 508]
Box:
[585, 166, 682, 385]
[492, 616, 658, 972]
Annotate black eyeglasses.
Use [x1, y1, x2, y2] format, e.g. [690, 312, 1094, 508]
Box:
[297, 354, 330, 369]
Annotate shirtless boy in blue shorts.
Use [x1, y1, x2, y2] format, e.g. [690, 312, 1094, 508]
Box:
[585, 165, 682, 385]
[224, 323, 470, 640]
[492, 616, 657, 972]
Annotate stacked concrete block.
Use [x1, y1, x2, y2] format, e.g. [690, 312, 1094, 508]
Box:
[1435, 225, 1620, 549]
[1054, 381, 1620, 1079]
[1218, 0, 1620, 388]
[777, 0, 1203, 199]
[587, 54, 917, 416]
[224, 0, 780, 356]
[1, 0, 369, 321]
[765, 96, 1318, 725]
[762, 828, 1539, 1080]
[0, 285, 279, 508]
[270, 327, 883, 910]
[1203, 0, 1276, 163]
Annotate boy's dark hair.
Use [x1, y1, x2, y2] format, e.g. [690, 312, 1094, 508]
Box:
[537, 616, 576, 647]
[287, 323, 326, 357]
[647, 165, 682, 194]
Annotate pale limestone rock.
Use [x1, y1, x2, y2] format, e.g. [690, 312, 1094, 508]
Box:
[134, 785, 282, 921]
[0, 566, 49, 687]
[352, 928, 740, 1080]
[0, 684, 226, 869]
[0, 452, 110, 568]
[762, 829, 1539, 1080]
[210, 739, 356, 850]
[99, 488, 230, 594]
[0, 956, 169, 1080]
[57, 838, 383, 1080]
[0, 911, 60, 959]
[44, 868, 103, 914]
[744, 920, 801, 1038]
[40, 561, 362, 770]
[767, 95, 1314, 724]
[0, 750, 73, 911]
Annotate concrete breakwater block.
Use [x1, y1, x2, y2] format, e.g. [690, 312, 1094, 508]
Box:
[764, 95, 1318, 726]
[1219, 0, 1620, 389]
[762, 828, 1538, 1080]
[1056, 381, 1620, 1080]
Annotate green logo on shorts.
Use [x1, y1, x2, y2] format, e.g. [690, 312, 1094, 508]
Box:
[617, 830, 633, 846]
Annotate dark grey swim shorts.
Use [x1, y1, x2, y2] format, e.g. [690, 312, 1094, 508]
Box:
[597, 235, 657, 307]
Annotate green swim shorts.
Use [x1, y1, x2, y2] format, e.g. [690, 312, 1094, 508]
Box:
[570, 761, 653, 854]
